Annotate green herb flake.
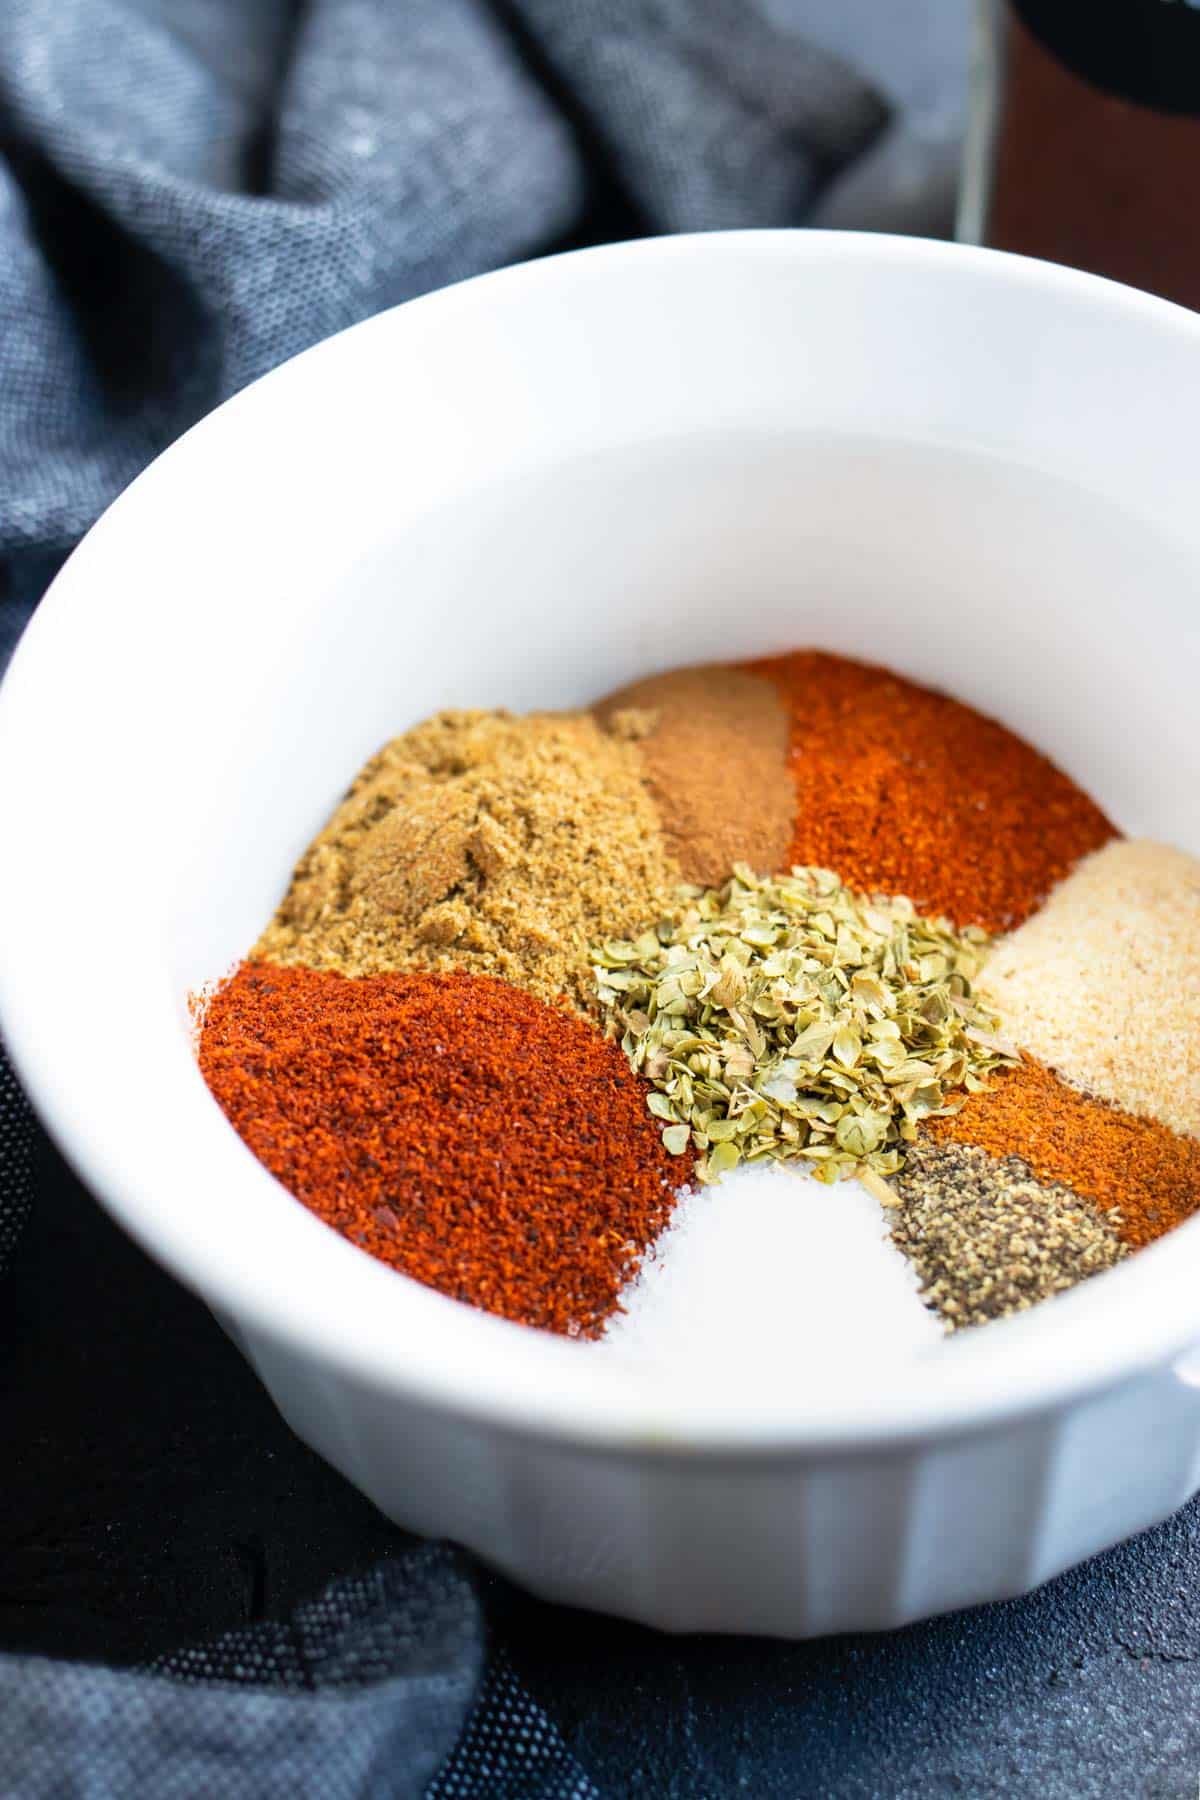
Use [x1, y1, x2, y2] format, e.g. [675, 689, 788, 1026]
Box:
[594, 866, 1016, 1186]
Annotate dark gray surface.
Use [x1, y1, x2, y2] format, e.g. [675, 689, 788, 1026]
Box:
[5, 1133, 1200, 1798]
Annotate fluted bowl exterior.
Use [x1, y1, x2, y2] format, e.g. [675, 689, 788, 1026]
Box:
[3, 232, 1200, 1633]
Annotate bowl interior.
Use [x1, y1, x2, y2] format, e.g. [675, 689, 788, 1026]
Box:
[4, 232, 1200, 1447]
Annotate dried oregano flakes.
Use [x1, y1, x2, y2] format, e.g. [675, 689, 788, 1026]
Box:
[593, 865, 1016, 1185]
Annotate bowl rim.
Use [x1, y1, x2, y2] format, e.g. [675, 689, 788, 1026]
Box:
[4, 226, 1200, 1458]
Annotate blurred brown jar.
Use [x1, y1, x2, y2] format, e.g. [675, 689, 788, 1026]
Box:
[960, 0, 1200, 309]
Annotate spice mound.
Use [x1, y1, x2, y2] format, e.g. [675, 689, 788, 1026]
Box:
[255, 709, 679, 1016]
[199, 645, 1200, 1347]
[755, 650, 1116, 932]
[928, 1056, 1200, 1252]
[594, 664, 794, 885]
[199, 963, 688, 1337]
[595, 865, 1015, 1186]
[981, 838, 1200, 1137]
[891, 1140, 1126, 1330]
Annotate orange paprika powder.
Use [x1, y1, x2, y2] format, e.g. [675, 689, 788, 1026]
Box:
[754, 651, 1116, 933]
[929, 1057, 1200, 1251]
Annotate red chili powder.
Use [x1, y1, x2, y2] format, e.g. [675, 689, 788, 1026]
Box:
[753, 651, 1116, 932]
[198, 963, 688, 1337]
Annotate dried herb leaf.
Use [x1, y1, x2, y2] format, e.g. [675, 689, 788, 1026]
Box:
[594, 866, 1015, 1185]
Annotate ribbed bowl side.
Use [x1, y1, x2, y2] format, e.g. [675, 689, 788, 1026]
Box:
[1023, 1366, 1200, 1593]
[237, 1328, 1200, 1638]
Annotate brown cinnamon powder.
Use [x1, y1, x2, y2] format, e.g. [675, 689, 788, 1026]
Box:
[595, 665, 793, 886]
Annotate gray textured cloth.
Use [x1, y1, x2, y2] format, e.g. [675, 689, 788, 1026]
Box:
[1, 1552, 482, 1800]
[0, 0, 971, 647]
[0, 2, 967, 1792]
[0, 1048, 34, 1278]
[0, 1541, 598, 1797]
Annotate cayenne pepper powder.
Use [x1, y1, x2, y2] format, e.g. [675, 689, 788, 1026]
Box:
[198, 963, 689, 1336]
[929, 1058, 1200, 1251]
[753, 651, 1116, 933]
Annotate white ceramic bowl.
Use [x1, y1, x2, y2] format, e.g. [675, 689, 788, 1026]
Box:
[4, 231, 1200, 1637]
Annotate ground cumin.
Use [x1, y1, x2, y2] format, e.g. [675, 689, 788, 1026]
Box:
[255, 709, 680, 1016]
[199, 963, 690, 1336]
[929, 1059, 1200, 1250]
[594, 665, 793, 885]
[754, 651, 1116, 933]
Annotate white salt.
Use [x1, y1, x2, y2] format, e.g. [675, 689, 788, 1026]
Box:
[599, 1161, 942, 1375]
